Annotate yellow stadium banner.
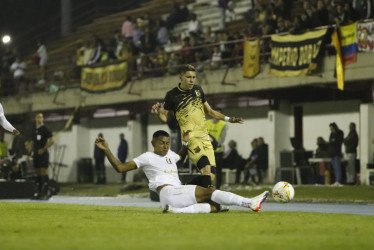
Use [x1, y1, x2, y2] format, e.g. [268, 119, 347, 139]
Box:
[270, 29, 327, 77]
[243, 39, 260, 78]
[81, 61, 128, 92]
[331, 30, 344, 91]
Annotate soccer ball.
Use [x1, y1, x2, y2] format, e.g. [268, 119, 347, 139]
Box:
[272, 181, 295, 203]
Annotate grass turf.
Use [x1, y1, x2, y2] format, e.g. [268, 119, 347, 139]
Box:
[1, 202, 373, 250]
[59, 183, 374, 203]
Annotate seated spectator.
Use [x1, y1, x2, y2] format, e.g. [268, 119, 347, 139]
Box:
[223, 140, 244, 184]
[256, 137, 268, 184]
[180, 36, 193, 64]
[243, 139, 259, 185]
[315, 136, 329, 158]
[36, 39, 48, 84]
[275, 17, 288, 33]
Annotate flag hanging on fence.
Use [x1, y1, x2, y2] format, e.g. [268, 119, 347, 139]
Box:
[243, 38, 260, 78]
[331, 30, 344, 91]
[269, 29, 327, 77]
[339, 22, 358, 65]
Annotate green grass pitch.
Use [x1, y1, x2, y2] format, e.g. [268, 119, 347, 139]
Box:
[1, 202, 373, 250]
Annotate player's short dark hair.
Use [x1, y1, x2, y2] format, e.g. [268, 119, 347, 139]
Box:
[179, 64, 196, 75]
[152, 130, 170, 140]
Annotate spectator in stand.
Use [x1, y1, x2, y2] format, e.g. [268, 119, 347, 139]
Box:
[167, 53, 182, 75]
[275, 17, 288, 33]
[109, 31, 122, 60]
[188, 13, 203, 38]
[117, 133, 128, 183]
[180, 36, 193, 64]
[75, 40, 86, 67]
[223, 140, 244, 184]
[36, 40, 48, 84]
[209, 46, 222, 70]
[166, 0, 190, 30]
[217, 0, 235, 30]
[243, 139, 259, 185]
[94, 133, 106, 184]
[315, 0, 330, 26]
[83, 40, 93, 65]
[121, 16, 134, 44]
[132, 21, 145, 53]
[316, 136, 329, 158]
[10, 56, 27, 94]
[157, 20, 169, 45]
[353, 0, 373, 20]
[343, 122, 359, 185]
[202, 26, 216, 44]
[88, 35, 103, 65]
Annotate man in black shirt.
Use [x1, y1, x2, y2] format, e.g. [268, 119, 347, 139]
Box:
[28, 113, 55, 199]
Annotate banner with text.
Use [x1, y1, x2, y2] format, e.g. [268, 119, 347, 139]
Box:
[357, 21, 374, 51]
[270, 29, 327, 77]
[81, 61, 128, 93]
[243, 39, 260, 78]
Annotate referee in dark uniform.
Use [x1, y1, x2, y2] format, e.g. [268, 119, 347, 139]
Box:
[29, 113, 55, 199]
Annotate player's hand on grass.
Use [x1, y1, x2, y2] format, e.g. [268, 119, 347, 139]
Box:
[151, 102, 162, 115]
[229, 117, 244, 124]
[95, 137, 108, 150]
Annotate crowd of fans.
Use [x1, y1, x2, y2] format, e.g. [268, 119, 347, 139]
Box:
[1, 0, 373, 95]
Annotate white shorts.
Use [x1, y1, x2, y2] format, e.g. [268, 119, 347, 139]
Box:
[159, 185, 197, 208]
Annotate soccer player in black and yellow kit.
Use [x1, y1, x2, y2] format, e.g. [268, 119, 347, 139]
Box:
[152, 65, 243, 188]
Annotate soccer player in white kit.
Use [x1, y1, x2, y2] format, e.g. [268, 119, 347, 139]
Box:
[95, 130, 269, 213]
[0, 103, 20, 135]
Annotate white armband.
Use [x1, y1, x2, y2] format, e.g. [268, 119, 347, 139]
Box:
[183, 141, 188, 146]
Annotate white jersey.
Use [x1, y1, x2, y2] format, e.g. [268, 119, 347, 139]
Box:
[133, 150, 182, 192]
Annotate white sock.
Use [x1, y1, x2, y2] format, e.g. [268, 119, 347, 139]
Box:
[170, 204, 211, 214]
[0, 104, 16, 133]
[211, 190, 252, 208]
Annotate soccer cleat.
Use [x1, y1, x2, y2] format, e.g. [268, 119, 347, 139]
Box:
[218, 205, 230, 213]
[163, 205, 173, 213]
[249, 191, 269, 212]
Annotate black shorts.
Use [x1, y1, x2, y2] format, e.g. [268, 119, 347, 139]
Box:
[33, 151, 49, 169]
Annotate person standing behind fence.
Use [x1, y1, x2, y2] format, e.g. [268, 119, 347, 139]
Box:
[94, 133, 106, 184]
[328, 122, 344, 186]
[343, 122, 359, 185]
[256, 137, 268, 184]
[27, 113, 55, 199]
[117, 133, 128, 183]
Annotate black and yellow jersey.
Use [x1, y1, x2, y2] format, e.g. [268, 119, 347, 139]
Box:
[163, 84, 208, 138]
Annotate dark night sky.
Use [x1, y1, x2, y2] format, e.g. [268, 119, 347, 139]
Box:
[0, 0, 61, 38]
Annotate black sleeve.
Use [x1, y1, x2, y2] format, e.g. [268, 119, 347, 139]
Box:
[198, 85, 207, 103]
[163, 91, 173, 111]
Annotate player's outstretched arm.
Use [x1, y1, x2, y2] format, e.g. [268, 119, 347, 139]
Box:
[151, 102, 169, 123]
[95, 137, 137, 173]
[203, 102, 244, 123]
[177, 130, 191, 162]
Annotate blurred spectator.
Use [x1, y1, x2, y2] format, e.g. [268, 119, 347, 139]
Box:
[275, 17, 288, 33]
[353, 0, 373, 19]
[315, 0, 330, 26]
[132, 22, 145, 52]
[243, 139, 259, 185]
[36, 40, 48, 84]
[75, 40, 86, 66]
[343, 122, 359, 185]
[83, 40, 93, 65]
[328, 122, 344, 186]
[167, 52, 182, 75]
[202, 26, 216, 44]
[121, 16, 134, 43]
[223, 140, 244, 184]
[0, 131, 8, 158]
[256, 137, 268, 184]
[188, 13, 203, 38]
[180, 36, 193, 64]
[117, 133, 128, 183]
[165, 0, 190, 30]
[217, 0, 235, 30]
[157, 20, 169, 45]
[88, 35, 103, 65]
[10, 56, 27, 94]
[209, 46, 222, 70]
[109, 31, 122, 60]
[315, 136, 328, 157]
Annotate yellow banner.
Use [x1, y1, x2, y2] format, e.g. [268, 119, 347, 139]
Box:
[340, 22, 357, 46]
[81, 61, 128, 92]
[243, 39, 260, 78]
[331, 30, 344, 91]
